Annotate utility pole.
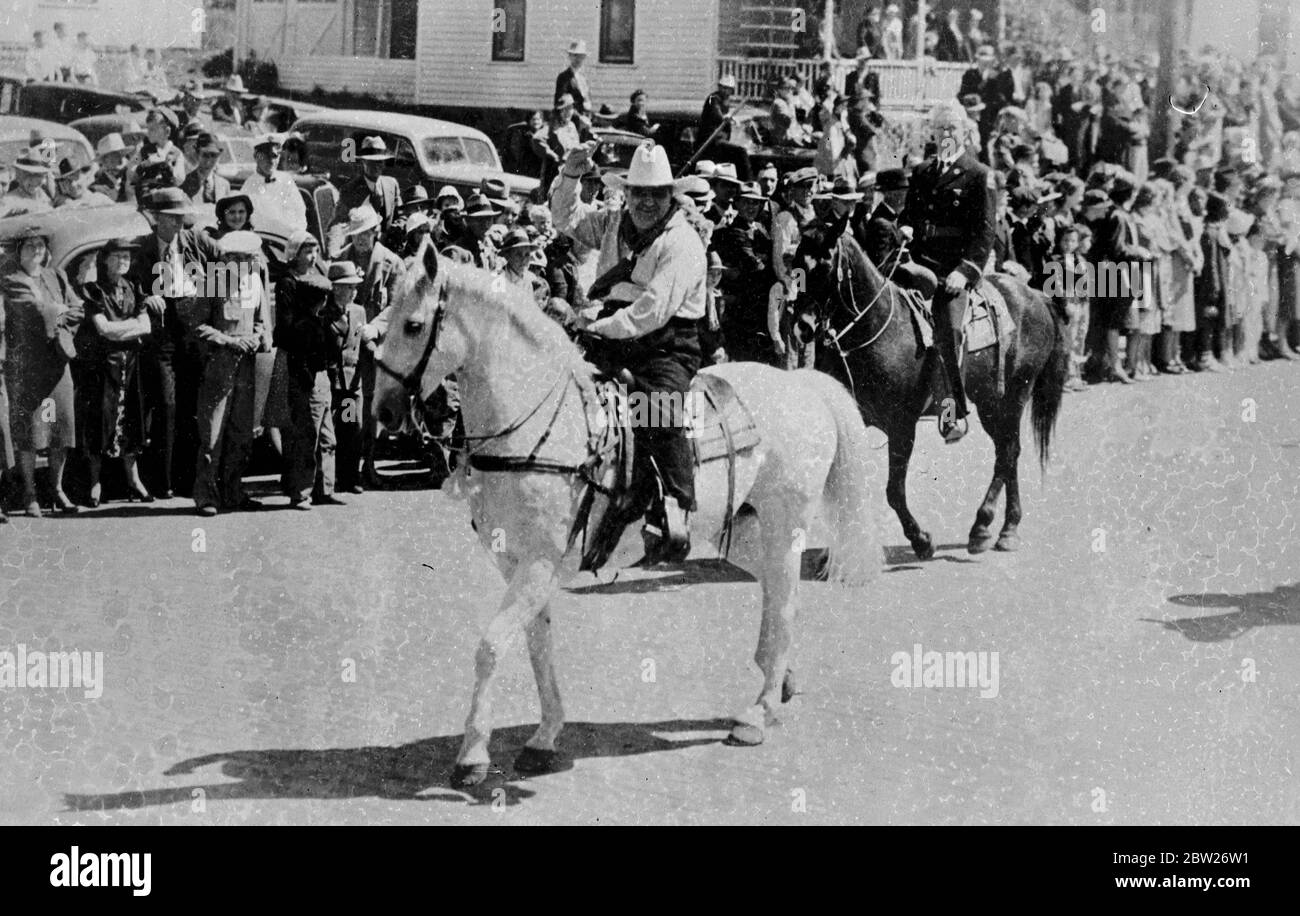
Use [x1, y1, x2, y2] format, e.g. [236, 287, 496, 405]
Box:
[1150, 0, 1182, 161]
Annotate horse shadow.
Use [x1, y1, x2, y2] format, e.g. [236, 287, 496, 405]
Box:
[884, 543, 975, 570]
[1142, 584, 1300, 642]
[61, 718, 733, 814]
[566, 551, 856, 595]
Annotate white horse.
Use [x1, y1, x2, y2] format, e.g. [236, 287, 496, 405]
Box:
[373, 242, 882, 788]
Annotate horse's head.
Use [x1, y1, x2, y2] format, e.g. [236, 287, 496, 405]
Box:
[794, 223, 846, 318]
[373, 239, 469, 434]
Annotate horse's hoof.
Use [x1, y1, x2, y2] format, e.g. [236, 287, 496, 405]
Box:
[781, 669, 798, 704]
[727, 723, 766, 746]
[514, 746, 565, 775]
[913, 534, 935, 561]
[994, 532, 1021, 552]
[450, 762, 490, 788]
[968, 533, 994, 554]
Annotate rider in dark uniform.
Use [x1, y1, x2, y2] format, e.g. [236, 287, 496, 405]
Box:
[552, 140, 707, 563]
[900, 101, 996, 442]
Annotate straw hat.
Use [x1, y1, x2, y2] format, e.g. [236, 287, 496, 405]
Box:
[340, 206, 382, 237]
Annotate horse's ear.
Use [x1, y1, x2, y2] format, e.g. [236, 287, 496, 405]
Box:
[422, 237, 440, 283]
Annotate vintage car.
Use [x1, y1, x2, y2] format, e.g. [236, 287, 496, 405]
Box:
[0, 78, 152, 123]
[291, 110, 539, 206]
[500, 121, 647, 181]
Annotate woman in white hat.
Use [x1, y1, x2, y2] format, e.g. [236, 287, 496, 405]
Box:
[191, 230, 271, 516]
[551, 139, 707, 562]
[0, 154, 54, 219]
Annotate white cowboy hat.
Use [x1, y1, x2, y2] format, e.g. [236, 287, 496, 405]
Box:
[341, 205, 382, 237]
[601, 143, 692, 192]
[567, 40, 588, 56]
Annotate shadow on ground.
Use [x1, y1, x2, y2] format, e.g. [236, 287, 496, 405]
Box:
[1144, 583, 1300, 641]
[62, 718, 734, 813]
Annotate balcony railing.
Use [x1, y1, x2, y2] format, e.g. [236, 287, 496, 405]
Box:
[717, 56, 969, 110]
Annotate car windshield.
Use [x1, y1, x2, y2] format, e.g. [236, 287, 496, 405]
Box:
[222, 137, 256, 165]
[422, 135, 498, 168]
[0, 138, 91, 171]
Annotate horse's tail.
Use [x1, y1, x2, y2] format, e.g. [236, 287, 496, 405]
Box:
[795, 369, 882, 586]
[1030, 289, 1069, 470]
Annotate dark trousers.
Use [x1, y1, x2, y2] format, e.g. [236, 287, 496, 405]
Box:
[143, 343, 200, 497]
[333, 385, 363, 489]
[931, 286, 968, 419]
[590, 318, 701, 512]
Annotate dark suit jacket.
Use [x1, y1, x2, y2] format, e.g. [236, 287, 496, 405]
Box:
[339, 241, 405, 321]
[1087, 204, 1146, 315]
[844, 69, 882, 105]
[936, 26, 969, 63]
[128, 229, 222, 352]
[335, 174, 401, 233]
[698, 92, 731, 141]
[959, 67, 1012, 142]
[554, 67, 591, 116]
[180, 169, 231, 205]
[900, 151, 996, 285]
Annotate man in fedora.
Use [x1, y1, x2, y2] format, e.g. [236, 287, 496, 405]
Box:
[212, 75, 251, 125]
[52, 158, 112, 209]
[555, 40, 594, 126]
[860, 167, 935, 298]
[706, 162, 742, 226]
[89, 133, 135, 202]
[446, 193, 503, 271]
[711, 180, 774, 362]
[0, 153, 53, 218]
[534, 93, 592, 191]
[900, 100, 997, 442]
[498, 228, 549, 305]
[335, 136, 401, 238]
[552, 140, 707, 563]
[242, 134, 306, 233]
[324, 261, 368, 493]
[384, 184, 440, 255]
[131, 187, 222, 498]
[698, 74, 751, 181]
[180, 133, 230, 204]
[337, 205, 405, 489]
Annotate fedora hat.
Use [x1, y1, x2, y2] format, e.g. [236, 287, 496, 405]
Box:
[12, 152, 51, 174]
[737, 181, 767, 201]
[95, 132, 133, 158]
[328, 261, 364, 285]
[786, 166, 819, 187]
[146, 187, 194, 215]
[341, 205, 382, 236]
[356, 136, 394, 161]
[218, 230, 262, 258]
[877, 168, 909, 192]
[680, 175, 714, 205]
[54, 157, 92, 181]
[602, 142, 691, 191]
[146, 106, 179, 131]
[196, 132, 223, 155]
[498, 227, 538, 251]
[463, 192, 499, 218]
[480, 177, 509, 202]
[397, 184, 437, 212]
[693, 160, 717, 178]
[554, 93, 576, 111]
[224, 75, 250, 94]
[567, 40, 588, 56]
[435, 185, 465, 211]
[710, 162, 742, 186]
[825, 175, 863, 201]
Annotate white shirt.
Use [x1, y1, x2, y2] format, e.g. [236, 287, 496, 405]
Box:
[25, 45, 58, 82]
[242, 169, 307, 233]
[551, 173, 706, 339]
[72, 44, 99, 85]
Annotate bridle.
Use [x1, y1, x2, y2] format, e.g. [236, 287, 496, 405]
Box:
[821, 233, 902, 355]
[373, 280, 446, 402]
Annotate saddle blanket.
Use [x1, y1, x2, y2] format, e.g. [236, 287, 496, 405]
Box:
[905, 277, 1016, 358]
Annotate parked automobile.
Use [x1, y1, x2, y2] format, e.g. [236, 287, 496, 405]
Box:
[69, 113, 148, 150]
[0, 79, 151, 124]
[500, 121, 646, 182]
[291, 110, 539, 206]
[1, 115, 95, 173]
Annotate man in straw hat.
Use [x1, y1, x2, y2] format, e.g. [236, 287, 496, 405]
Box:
[335, 135, 401, 237]
[242, 134, 307, 233]
[89, 132, 135, 202]
[899, 99, 997, 442]
[52, 157, 113, 209]
[336, 204, 405, 489]
[0, 153, 53, 218]
[551, 139, 707, 563]
[191, 229, 271, 516]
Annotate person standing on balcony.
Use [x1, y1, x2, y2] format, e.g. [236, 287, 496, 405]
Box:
[882, 4, 905, 61]
[697, 74, 751, 182]
[936, 9, 970, 64]
[555, 40, 594, 129]
[71, 32, 99, 86]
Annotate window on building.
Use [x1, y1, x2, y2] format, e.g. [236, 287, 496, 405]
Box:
[599, 0, 635, 64]
[352, 0, 417, 59]
[492, 0, 526, 62]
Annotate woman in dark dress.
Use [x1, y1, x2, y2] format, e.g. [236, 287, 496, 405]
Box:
[77, 237, 154, 506]
[1, 226, 84, 516]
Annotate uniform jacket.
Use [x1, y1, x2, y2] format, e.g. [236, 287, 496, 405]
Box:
[900, 150, 996, 285]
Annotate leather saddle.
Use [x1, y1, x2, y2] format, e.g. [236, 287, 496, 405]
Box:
[572, 370, 761, 572]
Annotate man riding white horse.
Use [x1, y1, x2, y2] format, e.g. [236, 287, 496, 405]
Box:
[551, 139, 707, 563]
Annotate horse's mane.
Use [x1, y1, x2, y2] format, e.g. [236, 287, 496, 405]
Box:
[405, 246, 588, 369]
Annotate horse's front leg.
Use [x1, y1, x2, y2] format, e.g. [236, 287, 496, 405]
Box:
[513, 608, 567, 775]
[453, 553, 563, 788]
[731, 503, 808, 746]
[886, 423, 933, 560]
